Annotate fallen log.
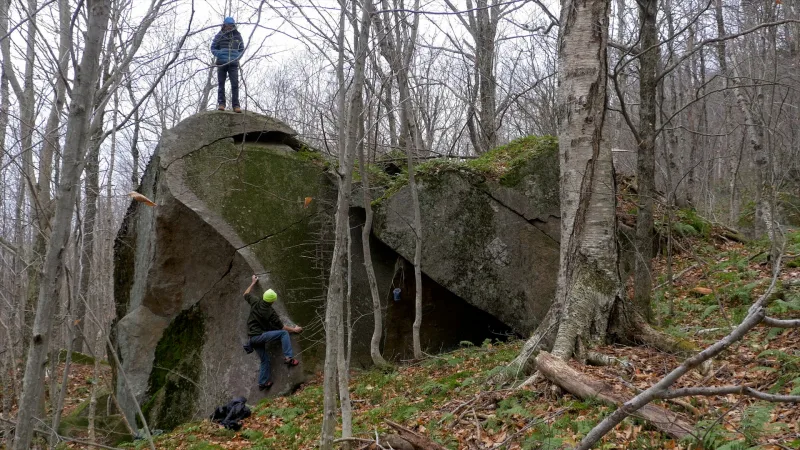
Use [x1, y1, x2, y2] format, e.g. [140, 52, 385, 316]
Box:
[386, 420, 448, 450]
[535, 351, 693, 441]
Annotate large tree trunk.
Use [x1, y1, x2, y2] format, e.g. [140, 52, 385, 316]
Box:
[499, 0, 646, 380]
[633, 0, 659, 323]
[548, 0, 620, 360]
[12, 1, 111, 448]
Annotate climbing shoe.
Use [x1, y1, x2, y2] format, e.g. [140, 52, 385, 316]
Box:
[217, 105, 225, 111]
[233, 106, 242, 113]
[258, 381, 273, 391]
[243, 341, 253, 354]
[284, 357, 299, 367]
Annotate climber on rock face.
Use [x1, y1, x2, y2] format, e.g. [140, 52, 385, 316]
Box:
[243, 275, 302, 391]
[211, 16, 245, 113]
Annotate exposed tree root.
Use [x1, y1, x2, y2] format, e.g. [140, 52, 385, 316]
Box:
[634, 321, 697, 356]
[535, 351, 694, 441]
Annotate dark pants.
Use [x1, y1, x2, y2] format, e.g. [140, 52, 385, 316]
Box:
[217, 63, 240, 107]
[250, 330, 293, 386]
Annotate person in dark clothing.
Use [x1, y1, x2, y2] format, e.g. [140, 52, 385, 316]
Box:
[210, 16, 245, 112]
[243, 275, 302, 391]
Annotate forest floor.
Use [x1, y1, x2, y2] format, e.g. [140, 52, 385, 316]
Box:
[58, 223, 800, 449]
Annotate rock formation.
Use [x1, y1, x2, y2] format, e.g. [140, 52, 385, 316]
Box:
[112, 112, 561, 432]
[372, 142, 561, 336]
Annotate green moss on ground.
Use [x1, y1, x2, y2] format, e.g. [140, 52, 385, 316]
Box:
[57, 349, 104, 366]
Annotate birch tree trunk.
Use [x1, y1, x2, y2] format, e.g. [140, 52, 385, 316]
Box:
[12, 1, 111, 447]
[499, 0, 641, 377]
[548, 0, 619, 360]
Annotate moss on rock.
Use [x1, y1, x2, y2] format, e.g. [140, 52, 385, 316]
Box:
[373, 135, 559, 207]
[467, 135, 558, 187]
[182, 141, 335, 364]
[58, 392, 131, 446]
[142, 304, 205, 430]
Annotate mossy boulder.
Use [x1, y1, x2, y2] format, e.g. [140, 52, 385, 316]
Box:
[112, 112, 333, 433]
[372, 137, 561, 335]
[58, 392, 130, 446]
[111, 115, 564, 432]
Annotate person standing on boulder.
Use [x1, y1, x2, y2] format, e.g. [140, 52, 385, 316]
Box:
[243, 275, 302, 391]
[211, 17, 245, 113]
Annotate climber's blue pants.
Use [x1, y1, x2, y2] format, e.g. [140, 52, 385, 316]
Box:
[217, 63, 240, 108]
[250, 330, 293, 385]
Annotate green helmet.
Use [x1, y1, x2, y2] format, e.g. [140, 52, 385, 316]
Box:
[263, 289, 277, 303]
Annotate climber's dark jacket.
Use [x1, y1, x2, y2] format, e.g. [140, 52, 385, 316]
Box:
[210, 396, 250, 431]
[244, 293, 284, 337]
[210, 28, 244, 65]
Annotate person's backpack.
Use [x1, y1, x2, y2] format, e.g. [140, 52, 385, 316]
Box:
[210, 396, 251, 431]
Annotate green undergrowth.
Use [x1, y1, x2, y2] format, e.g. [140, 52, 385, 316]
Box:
[145, 338, 660, 449]
[656, 227, 800, 333]
[654, 227, 800, 409]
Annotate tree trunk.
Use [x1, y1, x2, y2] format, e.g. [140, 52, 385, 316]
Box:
[12, 1, 111, 447]
[633, 0, 659, 323]
[127, 81, 142, 187]
[500, 0, 652, 379]
[87, 331, 103, 442]
[337, 225, 353, 447]
[548, 0, 620, 360]
[359, 92, 389, 368]
[321, 5, 349, 447]
[49, 322, 74, 448]
[321, 2, 371, 448]
[535, 351, 693, 440]
[400, 70, 424, 359]
[75, 129, 103, 354]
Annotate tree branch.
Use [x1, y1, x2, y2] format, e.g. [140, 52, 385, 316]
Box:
[762, 316, 800, 328]
[574, 255, 784, 450]
[660, 386, 800, 402]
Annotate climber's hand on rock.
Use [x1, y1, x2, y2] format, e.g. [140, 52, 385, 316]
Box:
[292, 326, 303, 334]
[251, 274, 258, 284]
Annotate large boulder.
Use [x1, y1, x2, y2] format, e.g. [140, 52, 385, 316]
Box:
[372, 139, 561, 335]
[111, 113, 563, 432]
[112, 112, 337, 432]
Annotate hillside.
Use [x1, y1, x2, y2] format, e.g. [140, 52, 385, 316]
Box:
[59, 224, 800, 449]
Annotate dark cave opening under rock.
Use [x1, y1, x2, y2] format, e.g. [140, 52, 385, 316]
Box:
[381, 258, 517, 361]
[232, 130, 293, 144]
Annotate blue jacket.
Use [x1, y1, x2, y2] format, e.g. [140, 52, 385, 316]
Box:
[211, 28, 245, 65]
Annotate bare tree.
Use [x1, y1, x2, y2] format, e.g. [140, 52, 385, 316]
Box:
[632, 0, 659, 322]
[496, 0, 680, 382]
[13, 0, 112, 447]
[321, 1, 372, 448]
[373, 0, 424, 359]
[359, 92, 389, 368]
